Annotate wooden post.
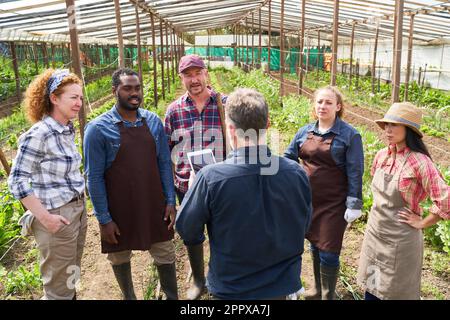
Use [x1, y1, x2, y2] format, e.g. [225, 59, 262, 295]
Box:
[391, 0, 404, 103]
[258, 9, 262, 67]
[9, 42, 21, 103]
[298, 0, 306, 95]
[280, 0, 285, 98]
[150, 13, 158, 107]
[349, 23, 355, 87]
[0, 147, 11, 176]
[305, 40, 310, 80]
[331, 0, 339, 86]
[251, 13, 255, 69]
[371, 24, 379, 94]
[246, 18, 249, 68]
[404, 14, 414, 101]
[316, 31, 321, 79]
[159, 18, 166, 100]
[113, 0, 125, 68]
[65, 0, 86, 143]
[33, 43, 39, 74]
[42, 43, 49, 68]
[241, 25, 245, 67]
[268, 0, 272, 73]
[171, 28, 175, 84]
[207, 29, 210, 66]
[51, 43, 56, 68]
[135, 5, 144, 98]
[165, 23, 171, 93]
[233, 25, 239, 66]
[66, 43, 71, 69]
[356, 58, 360, 89]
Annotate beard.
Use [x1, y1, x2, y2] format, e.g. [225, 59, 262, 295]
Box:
[117, 93, 141, 111]
[187, 81, 207, 96]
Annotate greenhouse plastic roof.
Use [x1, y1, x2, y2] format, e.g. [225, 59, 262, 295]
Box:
[0, 0, 449, 44]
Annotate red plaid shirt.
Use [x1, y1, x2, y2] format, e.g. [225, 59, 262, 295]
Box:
[164, 89, 227, 194]
[371, 145, 449, 219]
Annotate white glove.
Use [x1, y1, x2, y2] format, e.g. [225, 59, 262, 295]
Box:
[344, 208, 362, 223]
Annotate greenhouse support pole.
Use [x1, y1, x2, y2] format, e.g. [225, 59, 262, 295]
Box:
[280, 0, 285, 98]
[165, 23, 171, 93]
[9, 42, 21, 103]
[371, 24, 379, 94]
[181, 34, 185, 56]
[174, 32, 179, 72]
[331, 0, 339, 86]
[113, 0, 125, 68]
[160, 18, 166, 100]
[251, 13, 255, 69]
[0, 147, 11, 177]
[241, 25, 245, 68]
[298, 0, 306, 95]
[65, 0, 86, 143]
[246, 18, 249, 68]
[33, 43, 39, 75]
[316, 31, 321, 79]
[135, 5, 144, 99]
[234, 25, 238, 67]
[171, 29, 175, 84]
[268, 0, 272, 74]
[391, 0, 404, 103]
[51, 43, 56, 68]
[305, 39, 310, 80]
[42, 43, 49, 68]
[349, 23, 355, 87]
[150, 13, 158, 107]
[258, 9, 262, 67]
[404, 14, 415, 101]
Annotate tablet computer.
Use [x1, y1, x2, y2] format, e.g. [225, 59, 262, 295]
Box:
[187, 149, 216, 174]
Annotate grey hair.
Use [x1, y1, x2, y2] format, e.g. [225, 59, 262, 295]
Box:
[225, 88, 268, 135]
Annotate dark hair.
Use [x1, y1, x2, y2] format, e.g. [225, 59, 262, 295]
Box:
[112, 68, 139, 88]
[405, 127, 431, 159]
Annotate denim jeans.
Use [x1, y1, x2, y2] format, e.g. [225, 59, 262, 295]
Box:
[310, 243, 340, 267]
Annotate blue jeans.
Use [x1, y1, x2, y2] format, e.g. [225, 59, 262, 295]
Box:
[310, 244, 340, 268]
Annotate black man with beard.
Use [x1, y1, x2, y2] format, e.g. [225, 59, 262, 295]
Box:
[84, 68, 178, 300]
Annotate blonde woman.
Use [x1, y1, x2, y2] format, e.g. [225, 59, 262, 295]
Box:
[284, 86, 364, 300]
[8, 69, 86, 300]
[357, 102, 449, 300]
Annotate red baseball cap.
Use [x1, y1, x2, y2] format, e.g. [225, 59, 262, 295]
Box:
[178, 54, 206, 73]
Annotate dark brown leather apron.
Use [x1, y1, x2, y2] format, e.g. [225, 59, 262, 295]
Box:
[299, 132, 348, 254]
[101, 120, 173, 253]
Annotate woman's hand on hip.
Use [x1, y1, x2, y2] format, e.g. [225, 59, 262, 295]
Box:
[398, 208, 423, 229]
[40, 213, 70, 234]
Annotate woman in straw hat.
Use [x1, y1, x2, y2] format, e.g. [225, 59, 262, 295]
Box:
[357, 102, 449, 300]
[8, 69, 87, 300]
[285, 86, 364, 300]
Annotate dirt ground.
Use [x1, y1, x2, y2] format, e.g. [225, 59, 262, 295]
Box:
[1, 75, 449, 300]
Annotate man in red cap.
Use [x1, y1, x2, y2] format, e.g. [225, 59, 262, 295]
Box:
[164, 54, 226, 300]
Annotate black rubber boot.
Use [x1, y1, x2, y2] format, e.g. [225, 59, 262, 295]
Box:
[112, 262, 137, 300]
[304, 249, 321, 300]
[156, 263, 178, 300]
[321, 265, 339, 300]
[186, 243, 206, 300]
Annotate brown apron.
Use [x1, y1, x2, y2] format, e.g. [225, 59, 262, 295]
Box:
[101, 121, 173, 253]
[299, 132, 348, 254]
[357, 152, 423, 300]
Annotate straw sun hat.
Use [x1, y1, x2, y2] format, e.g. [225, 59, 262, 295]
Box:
[375, 102, 423, 137]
